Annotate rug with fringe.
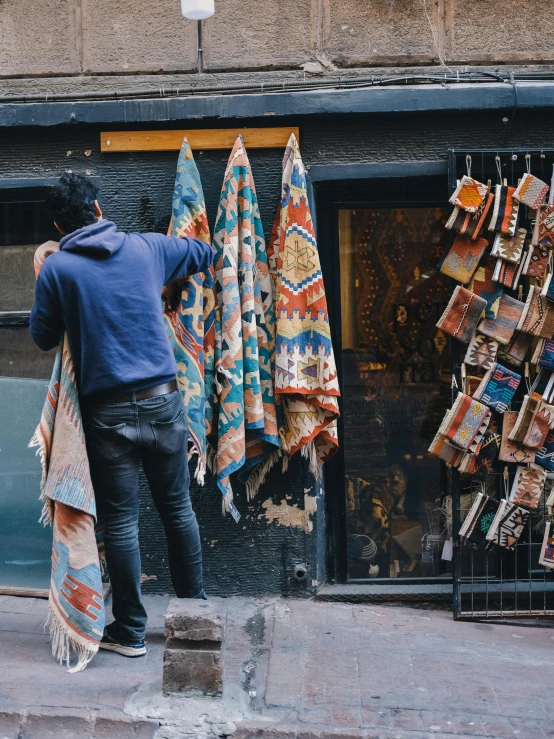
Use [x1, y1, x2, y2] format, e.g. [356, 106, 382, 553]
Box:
[163, 138, 217, 484]
[212, 135, 280, 516]
[30, 241, 104, 672]
[268, 133, 341, 475]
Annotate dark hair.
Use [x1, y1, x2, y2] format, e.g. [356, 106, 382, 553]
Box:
[49, 173, 99, 234]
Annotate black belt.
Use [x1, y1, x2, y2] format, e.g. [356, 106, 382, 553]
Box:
[91, 379, 178, 404]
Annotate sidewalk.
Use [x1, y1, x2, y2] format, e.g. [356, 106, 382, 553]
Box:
[1, 594, 554, 739]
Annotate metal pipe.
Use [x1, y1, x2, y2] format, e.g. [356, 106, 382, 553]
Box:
[1, 71, 554, 105]
[197, 20, 203, 80]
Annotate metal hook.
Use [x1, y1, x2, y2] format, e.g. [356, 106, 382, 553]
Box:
[525, 153, 531, 174]
[495, 155, 502, 183]
[465, 154, 472, 177]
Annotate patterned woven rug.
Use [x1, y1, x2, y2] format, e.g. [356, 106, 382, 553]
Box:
[269, 133, 340, 475]
[212, 135, 280, 516]
[30, 241, 104, 672]
[163, 138, 217, 483]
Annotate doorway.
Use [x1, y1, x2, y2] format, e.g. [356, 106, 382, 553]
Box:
[315, 173, 452, 584]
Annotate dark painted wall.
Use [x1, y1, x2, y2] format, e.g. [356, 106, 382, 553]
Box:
[1, 109, 553, 595]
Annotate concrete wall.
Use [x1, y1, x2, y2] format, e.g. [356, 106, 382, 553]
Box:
[1, 0, 553, 80]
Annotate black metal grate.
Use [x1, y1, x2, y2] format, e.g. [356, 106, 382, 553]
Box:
[449, 149, 554, 619]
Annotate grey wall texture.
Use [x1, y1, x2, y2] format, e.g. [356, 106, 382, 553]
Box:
[2, 110, 553, 595]
[1, 0, 554, 81]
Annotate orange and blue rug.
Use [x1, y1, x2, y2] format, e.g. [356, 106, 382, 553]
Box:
[164, 138, 217, 483]
[212, 135, 280, 516]
[31, 242, 104, 672]
[269, 133, 340, 474]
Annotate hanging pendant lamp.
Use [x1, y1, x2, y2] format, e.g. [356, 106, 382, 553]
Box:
[181, 0, 214, 20]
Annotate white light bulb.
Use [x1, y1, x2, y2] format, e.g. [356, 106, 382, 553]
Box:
[181, 0, 214, 19]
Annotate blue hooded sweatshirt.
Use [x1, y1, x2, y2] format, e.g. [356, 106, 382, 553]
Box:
[29, 219, 213, 398]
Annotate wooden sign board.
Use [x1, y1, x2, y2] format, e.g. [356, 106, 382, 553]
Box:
[100, 127, 299, 153]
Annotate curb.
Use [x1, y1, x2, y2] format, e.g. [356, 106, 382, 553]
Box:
[231, 721, 487, 739]
[0, 708, 159, 739]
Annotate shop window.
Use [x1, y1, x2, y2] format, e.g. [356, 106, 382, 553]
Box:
[0, 186, 58, 592]
[1, 189, 57, 312]
[339, 206, 451, 581]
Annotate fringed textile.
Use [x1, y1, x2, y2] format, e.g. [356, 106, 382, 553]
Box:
[212, 135, 280, 513]
[269, 133, 340, 478]
[163, 138, 217, 484]
[30, 242, 104, 672]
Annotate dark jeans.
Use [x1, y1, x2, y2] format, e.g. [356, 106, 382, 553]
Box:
[82, 389, 204, 642]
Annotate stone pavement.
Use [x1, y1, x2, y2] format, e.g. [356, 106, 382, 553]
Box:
[1, 594, 554, 739]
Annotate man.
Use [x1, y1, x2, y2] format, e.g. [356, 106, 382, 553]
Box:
[30, 173, 213, 657]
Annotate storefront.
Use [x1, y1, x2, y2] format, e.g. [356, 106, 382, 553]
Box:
[2, 87, 554, 602]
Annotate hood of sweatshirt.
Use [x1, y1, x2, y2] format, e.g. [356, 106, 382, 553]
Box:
[59, 219, 125, 256]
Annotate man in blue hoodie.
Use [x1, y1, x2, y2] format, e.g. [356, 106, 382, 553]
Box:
[30, 173, 213, 657]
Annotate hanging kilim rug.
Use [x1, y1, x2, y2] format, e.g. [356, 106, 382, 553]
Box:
[212, 135, 280, 516]
[268, 133, 341, 475]
[30, 241, 104, 672]
[163, 138, 217, 483]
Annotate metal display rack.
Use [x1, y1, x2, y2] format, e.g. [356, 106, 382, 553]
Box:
[448, 149, 554, 619]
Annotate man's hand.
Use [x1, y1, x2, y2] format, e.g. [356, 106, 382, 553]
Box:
[162, 279, 184, 312]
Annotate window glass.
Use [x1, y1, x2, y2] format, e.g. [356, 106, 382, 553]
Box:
[0, 377, 52, 590]
[339, 207, 451, 580]
[0, 192, 58, 312]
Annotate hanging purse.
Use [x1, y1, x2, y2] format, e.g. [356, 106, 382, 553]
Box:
[499, 410, 535, 464]
[490, 228, 527, 263]
[522, 244, 550, 279]
[508, 395, 554, 451]
[446, 191, 494, 240]
[439, 234, 488, 284]
[472, 362, 521, 413]
[478, 293, 525, 346]
[459, 493, 500, 548]
[464, 332, 499, 369]
[531, 338, 554, 372]
[468, 262, 503, 320]
[541, 272, 554, 303]
[458, 431, 500, 478]
[488, 184, 519, 236]
[449, 175, 488, 213]
[516, 285, 554, 339]
[436, 286, 487, 343]
[492, 254, 526, 290]
[532, 204, 554, 248]
[436, 392, 491, 451]
[536, 428, 554, 472]
[428, 431, 465, 467]
[485, 499, 530, 550]
[539, 522, 554, 570]
[508, 464, 547, 510]
[514, 172, 549, 210]
[497, 331, 532, 367]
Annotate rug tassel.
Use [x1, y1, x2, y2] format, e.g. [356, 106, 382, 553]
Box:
[206, 445, 217, 475]
[245, 448, 283, 500]
[29, 429, 55, 523]
[222, 487, 234, 516]
[49, 603, 98, 673]
[301, 441, 323, 481]
[193, 456, 207, 486]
